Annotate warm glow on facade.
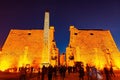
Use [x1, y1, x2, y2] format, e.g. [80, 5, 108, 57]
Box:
[66, 26, 120, 69]
[0, 27, 59, 71]
[18, 46, 31, 67]
[0, 11, 120, 72]
[0, 57, 11, 71]
[0, 12, 59, 71]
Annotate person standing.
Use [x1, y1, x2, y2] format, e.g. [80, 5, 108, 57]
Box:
[104, 66, 111, 80]
[53, 65, 57, 80]
[110, 66, 115, 77]
[48, 65, 53, 80]
[86, 64, 91, 80]
[37, 67, 41, 80]
[91, 66, 97, 79]
[59, 65, 66, 80]
[79, 65, 85, 80]
[19, 67, 26, 80]
[42, 65, 46, 80]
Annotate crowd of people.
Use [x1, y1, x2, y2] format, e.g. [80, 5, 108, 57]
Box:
[19, 65, 67, 80]
[18, 63, 116, 80]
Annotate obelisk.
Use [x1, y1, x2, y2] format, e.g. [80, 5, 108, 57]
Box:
[42, 11, 50, 66]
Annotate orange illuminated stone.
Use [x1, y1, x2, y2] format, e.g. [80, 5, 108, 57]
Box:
[66, 26, 120, 69]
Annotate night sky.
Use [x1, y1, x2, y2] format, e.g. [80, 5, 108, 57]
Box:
[0, 0, 120, 53]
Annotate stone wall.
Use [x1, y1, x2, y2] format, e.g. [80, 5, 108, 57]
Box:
[66, 26, 120, 69]
[1, 27, 59, 69]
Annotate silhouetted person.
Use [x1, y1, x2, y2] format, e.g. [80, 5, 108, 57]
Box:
[59, 65, 66, 80]
[48, 65, 53, 80]
[91, 66, 97, 79]
[37, 68, 41, 80]
[78, 65, 85, 80]
[19, 67, 26, 80]
[53, 65, 57, 80]
[104, 66, 111, 80]
[59, 66, 63, 77]
[110, 66, 115, 77]
[68, 66, 72, 75]
[42, 65, 46, 80]
[73, 66, 76, 73]
[30, 66, 34, 77]
[86, 64, 92, 80]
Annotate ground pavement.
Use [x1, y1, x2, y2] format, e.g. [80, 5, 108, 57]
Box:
[30, 72, 120, 80]
[0, 71, 120, 80]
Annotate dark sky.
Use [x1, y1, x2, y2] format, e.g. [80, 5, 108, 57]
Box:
[0, 0, 120, 53]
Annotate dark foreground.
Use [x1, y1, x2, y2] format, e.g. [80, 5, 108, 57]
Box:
[0, 71, 120, 80]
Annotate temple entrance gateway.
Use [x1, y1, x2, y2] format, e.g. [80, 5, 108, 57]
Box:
[66, 26, 120, 69]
